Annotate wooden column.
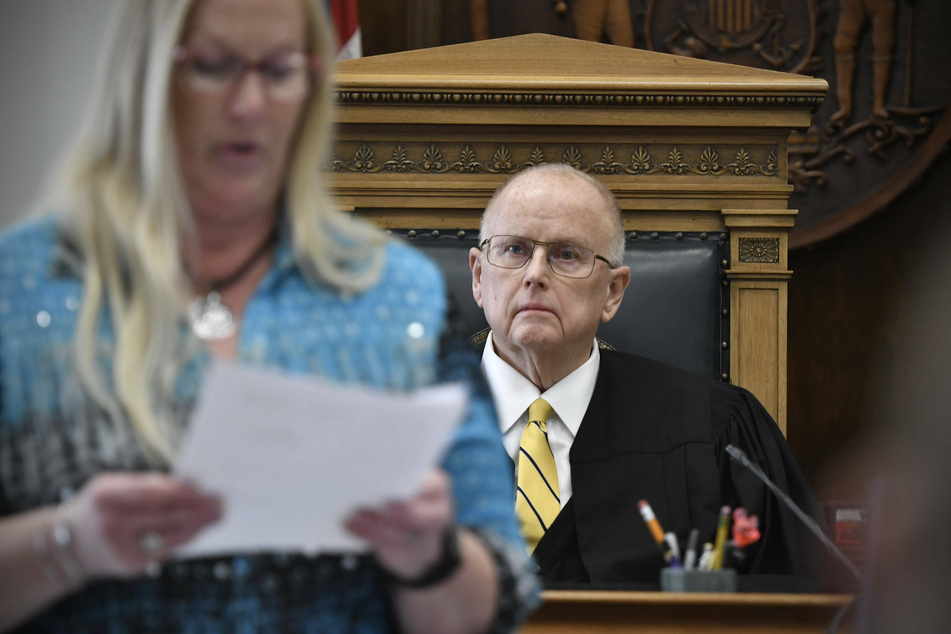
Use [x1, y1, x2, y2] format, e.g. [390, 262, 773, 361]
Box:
[723, 209, 797, 434]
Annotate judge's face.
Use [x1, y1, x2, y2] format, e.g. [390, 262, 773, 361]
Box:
[172, 0, 311, 223]
[470, 171, 630, 366]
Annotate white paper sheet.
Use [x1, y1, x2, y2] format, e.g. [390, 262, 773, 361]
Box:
[173, 361, 468, 558]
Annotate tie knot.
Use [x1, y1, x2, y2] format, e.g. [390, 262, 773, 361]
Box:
[528, 398, 554, 426]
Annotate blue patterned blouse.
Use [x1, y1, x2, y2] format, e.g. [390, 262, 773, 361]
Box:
[0, 216, 539, 633]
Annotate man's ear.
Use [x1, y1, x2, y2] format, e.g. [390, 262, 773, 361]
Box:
[601, 265, 631, 323]
[469, 247, 485, 308]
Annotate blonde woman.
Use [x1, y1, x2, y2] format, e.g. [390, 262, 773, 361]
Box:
[0, 0, 537, 631]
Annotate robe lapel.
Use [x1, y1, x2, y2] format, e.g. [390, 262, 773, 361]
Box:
[567, 350, 714, 584]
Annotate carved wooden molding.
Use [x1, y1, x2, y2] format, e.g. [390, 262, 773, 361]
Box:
[330, 143, 779, 177]
[738, 237, 780, 264]
[335, 91, 823, 112]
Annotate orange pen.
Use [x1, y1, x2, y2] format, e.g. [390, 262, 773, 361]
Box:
[638, 500, 680, 566]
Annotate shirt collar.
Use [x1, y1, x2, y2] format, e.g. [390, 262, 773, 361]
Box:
[481, 331, 600, 438]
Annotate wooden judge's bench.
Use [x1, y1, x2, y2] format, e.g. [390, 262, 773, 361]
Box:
[332, 35, 848, 633]
[523, 589, 853, 633]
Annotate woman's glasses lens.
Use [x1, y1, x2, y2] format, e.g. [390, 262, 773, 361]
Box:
[174, 47, 313, 101]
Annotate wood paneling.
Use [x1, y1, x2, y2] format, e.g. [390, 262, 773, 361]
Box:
[357, 0, 408, 55]
[788, 150, 951, 486]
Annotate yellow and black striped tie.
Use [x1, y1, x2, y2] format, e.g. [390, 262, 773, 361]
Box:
[515, 398, 560, 552]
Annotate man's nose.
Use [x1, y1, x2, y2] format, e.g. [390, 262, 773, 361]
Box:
[522, 247, 551, 284]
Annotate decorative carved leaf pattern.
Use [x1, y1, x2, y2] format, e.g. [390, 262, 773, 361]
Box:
[729, 148, 754, 175]
[330, 142, 778, 177]
[422, 145, 444, 171]
[564, 146, 583, 169]
[698, 146, 720, 174]
[661, 148, 689, 174]
[329, 150, 343, 172]
[591, 146, 624, 174]
[491, 146, 514, 173]
[527, 146, 546, 166]
[630, 146, 652, 172]
[353, 145, 375, 171]
[382, 144, 414, 172]
[452, 145, 482, 173]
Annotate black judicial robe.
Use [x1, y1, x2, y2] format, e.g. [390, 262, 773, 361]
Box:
[533, 350, 825, 591]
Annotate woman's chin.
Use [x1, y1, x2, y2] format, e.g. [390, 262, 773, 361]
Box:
[191, 181, 280, 216]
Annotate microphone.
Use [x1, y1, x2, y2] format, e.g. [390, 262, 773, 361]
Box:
[724, 444, 865, 584]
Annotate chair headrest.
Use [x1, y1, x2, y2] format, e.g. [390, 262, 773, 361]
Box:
[396, 229, 728, 380]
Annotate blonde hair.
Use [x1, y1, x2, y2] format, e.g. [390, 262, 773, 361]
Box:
[50, 0, 385, 464]
[480, 164, 626, 267]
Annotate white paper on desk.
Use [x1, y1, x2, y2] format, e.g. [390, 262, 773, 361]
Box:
[173, 361, 468, 558]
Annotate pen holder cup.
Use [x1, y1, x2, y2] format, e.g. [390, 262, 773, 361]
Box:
[660, 568, 737, 593]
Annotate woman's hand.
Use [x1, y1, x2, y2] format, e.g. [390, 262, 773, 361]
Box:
[344, 469, 454, 581]
[62, 472, 222, 579]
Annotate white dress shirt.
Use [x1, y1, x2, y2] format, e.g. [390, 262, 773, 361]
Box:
[481, 332, 601, 507]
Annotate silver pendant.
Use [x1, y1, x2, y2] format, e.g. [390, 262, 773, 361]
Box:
[188, 291, 237, 341]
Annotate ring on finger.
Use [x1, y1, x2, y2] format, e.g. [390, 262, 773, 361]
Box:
[138, 529, 164, 557]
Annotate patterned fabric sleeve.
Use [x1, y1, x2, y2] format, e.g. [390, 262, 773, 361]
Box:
[467, 526, 542, 634]
[436, 297, 541, 632]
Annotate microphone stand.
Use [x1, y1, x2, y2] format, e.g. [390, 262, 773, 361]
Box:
[725, 444, 865, 584]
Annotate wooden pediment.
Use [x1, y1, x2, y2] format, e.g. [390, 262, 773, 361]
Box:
[334, 33, 828, 131]
[337, 33, 825, 96]
[330, 33, 827, 219]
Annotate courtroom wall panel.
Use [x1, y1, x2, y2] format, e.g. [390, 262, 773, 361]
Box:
[358, 0, 409, 55]
[788, 150, 951, 487]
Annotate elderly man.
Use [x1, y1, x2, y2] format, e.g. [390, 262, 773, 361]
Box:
[469, 164, 823, 588]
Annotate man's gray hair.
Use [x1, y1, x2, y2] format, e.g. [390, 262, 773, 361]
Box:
[479, 164, 626, 267]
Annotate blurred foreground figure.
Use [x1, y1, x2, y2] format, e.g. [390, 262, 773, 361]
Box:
[824, 227, 951, 632]
[0, 0, 538, 631]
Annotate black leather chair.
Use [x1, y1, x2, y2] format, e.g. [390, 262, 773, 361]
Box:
[394, 229, 729, 380]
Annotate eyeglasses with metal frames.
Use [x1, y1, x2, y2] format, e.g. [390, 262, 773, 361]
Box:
[172, 46, 324, 102]
[479, 235, 615, 279]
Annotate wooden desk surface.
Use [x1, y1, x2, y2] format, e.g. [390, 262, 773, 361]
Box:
[522, 590, 854, 633]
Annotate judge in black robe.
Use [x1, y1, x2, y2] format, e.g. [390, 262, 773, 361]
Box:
[469, 164, 829, 593]
[535, 348, 826, 591]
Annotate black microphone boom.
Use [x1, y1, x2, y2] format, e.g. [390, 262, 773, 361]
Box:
[724, 444, 865, 584]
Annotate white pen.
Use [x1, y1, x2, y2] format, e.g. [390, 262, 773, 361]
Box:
[683, 528, 700, 570]
[697, 542, 714, 570]
[664, 532, 681, 565]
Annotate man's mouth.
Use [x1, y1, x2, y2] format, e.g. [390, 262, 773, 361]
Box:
[518, 304, 552, 314]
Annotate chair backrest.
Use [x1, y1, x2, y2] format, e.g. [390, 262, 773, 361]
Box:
[394, 229, 729, 380]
